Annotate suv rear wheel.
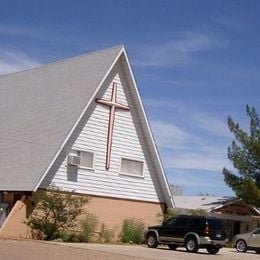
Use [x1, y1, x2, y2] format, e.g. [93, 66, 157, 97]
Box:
[146, 233, 158, 248]
[236, 239, 247, 253]
[185, 237, 198, 253]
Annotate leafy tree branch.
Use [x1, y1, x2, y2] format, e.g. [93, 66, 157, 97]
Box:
[223, 105, 260, 208]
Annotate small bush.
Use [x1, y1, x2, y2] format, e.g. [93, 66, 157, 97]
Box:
[60, 231, 80, 242]
[80, 213, 98, 242]
[99, 223, 114, 243]
[120, 218, 145, 244]
[28, 219, 60, 240]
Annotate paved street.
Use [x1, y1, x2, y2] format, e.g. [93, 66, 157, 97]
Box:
[64, 243, 260, 260]
[1, 239, 259, 260]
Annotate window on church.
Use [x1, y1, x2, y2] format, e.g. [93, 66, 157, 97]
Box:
[79, 151, 94, 169]
[68, 150, 94, 169]
[121, 158, 144, 177]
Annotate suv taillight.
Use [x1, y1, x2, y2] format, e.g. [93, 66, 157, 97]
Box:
[204, 226, 209, 235]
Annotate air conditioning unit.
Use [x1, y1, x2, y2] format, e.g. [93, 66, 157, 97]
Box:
[67, 155, 81, 166]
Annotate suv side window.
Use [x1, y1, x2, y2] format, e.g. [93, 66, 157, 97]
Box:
[165, 218, 176, 226]
[253, 229, 260, 235]
[165, 217, 186, 227]
[174, 217, 186, 227]
[190, 218, 203, 229]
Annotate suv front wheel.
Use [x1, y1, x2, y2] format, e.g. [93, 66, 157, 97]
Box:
[185, 237, 198, 253]
[146, 233, 158, 248]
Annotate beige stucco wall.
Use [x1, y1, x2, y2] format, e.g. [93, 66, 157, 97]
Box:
[0, 200, 30, 239]
[0, 192, 165, 239]
[85, 195, 165, 235]
[240, 219, 259, 233]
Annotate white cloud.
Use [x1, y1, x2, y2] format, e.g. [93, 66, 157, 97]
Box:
[164, 152, 231, 172]
[151, 120, 192, 149]
[134, 32, 228, 67]
[145, 98, 230, 138]
[0, 24, 81, 48]
[212, 16, 247, 32]
[0, 25, 33, 36]
[146, 99, 233, 172]
[191, 112, 230, 137]
[167, 170, 225, 188]
[0, 49, 40, 75]
[151, 121, 231, 172]
[144, 98, 185, 110]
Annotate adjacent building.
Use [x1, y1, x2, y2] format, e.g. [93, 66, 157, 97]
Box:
[174, 195, 260, 240]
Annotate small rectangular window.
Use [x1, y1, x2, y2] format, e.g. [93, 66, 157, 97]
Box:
[69, 150, 94, 169]
[121, 158, 143, 177]
[80, 151, 94, 169]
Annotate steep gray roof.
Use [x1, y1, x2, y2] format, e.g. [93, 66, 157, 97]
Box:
[0, 46, 123, 190]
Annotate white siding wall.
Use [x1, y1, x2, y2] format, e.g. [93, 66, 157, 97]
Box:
[49, 65, 164, 203]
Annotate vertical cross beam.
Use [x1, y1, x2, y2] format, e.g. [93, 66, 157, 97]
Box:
[96, 82, 130, 169]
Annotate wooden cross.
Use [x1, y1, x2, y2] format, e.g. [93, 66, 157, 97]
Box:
[96, 82, 130, 169]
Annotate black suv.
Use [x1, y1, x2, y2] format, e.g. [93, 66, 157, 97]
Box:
[144, 215, 227, 254]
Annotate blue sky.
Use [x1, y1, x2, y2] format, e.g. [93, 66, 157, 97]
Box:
[1, 0, 259, 196]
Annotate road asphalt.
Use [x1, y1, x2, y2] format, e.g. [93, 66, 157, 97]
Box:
[1, 239, 259, 260]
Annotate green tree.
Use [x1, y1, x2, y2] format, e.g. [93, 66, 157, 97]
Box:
[27, 187, 89, 240]
[157, 208, 182, 223]
[223, 105, 260, 208]
[187, 208, 208, 216]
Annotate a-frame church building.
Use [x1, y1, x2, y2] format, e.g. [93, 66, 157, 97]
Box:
[0, 46, 174, 239]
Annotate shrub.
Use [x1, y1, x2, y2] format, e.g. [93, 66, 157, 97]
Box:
[27, 187, 89, 240]
[60, 230, 80, 242]
[28, 219, 60, 240]
[120, 218, 145, 244]
[99, 223, 114, 243]
[80, 213, 98, 242]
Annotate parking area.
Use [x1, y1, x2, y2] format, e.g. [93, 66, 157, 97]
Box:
[1, 239, 260, 260]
